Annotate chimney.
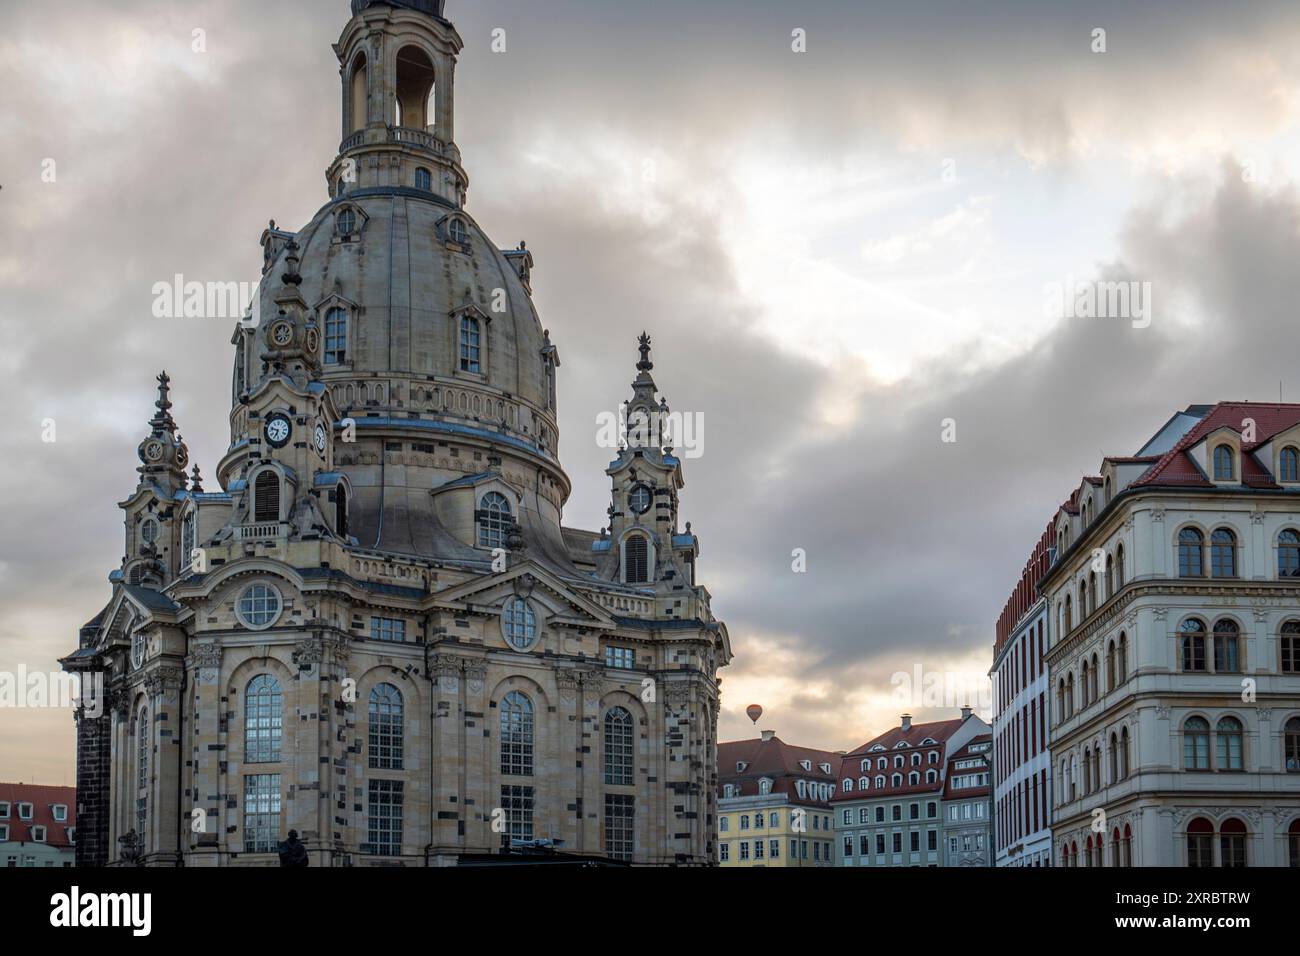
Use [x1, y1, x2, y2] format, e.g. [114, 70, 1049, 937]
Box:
[900, 714, 912, 731]
[960, 705, 972, 720]
[760, 729, 775, 742]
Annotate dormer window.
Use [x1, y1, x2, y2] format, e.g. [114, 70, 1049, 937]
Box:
[336, 208, 356, 238]
[1282, 447, 1300, 482]
[819, 762, 831, 774]
[448, 217, 468, 245]
[32, 826, 46, 843]
[735, 761, 748, 773]
[799, 760, 811, 771]
[324, 307, 348, 365]
[459, 316, 482, 373]
[758, 778, 772, 795]
[1213, 444, 1235, 481]
[52, 805, 67, 822]
[477, 492, 512, 549]
[17, 803, 33, 821]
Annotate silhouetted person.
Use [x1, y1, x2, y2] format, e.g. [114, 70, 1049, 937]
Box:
[278, 829, 309, 867]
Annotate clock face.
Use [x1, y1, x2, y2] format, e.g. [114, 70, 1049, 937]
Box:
[144, 440, 164, 462]
[271, 321, 293, 346]
[314, 422, 328, 454]
[265, 413, 292, 448]
[629, 484, 652, 514]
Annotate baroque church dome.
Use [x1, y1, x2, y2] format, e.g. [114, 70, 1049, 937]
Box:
[222, 0, 569, 565]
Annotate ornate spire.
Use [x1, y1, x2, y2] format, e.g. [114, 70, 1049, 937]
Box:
[149, 371, 176, 434]
[637, 331, 653, 372]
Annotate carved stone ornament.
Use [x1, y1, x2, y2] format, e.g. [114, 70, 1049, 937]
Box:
[190, 641, 221, 669]
[292, 637, 324, 665]
[1155, 704, 1171, 720]
[513, 573, 537, 599]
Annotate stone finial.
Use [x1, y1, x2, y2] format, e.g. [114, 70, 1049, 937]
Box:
[637, 331, 653, 372]
[190, 464, 204, 493]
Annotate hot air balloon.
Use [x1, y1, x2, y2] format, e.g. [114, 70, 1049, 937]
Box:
[745, 704, 763, 725]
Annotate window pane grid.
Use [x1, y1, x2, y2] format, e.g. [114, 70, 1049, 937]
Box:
[368, 684, 404, 770]
[367, 779, 403, 856]
[243, 774, 280, 853]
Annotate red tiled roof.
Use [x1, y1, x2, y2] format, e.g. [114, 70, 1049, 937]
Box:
[943, 735, 993, 799]
[1132, 402, 1300, 490]
[832, 718, 967, 802]
[717, 735, 840, 806]
[0, 783, 76, 848]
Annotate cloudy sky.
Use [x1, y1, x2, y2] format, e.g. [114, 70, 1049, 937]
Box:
[6, 0, 1300, 779]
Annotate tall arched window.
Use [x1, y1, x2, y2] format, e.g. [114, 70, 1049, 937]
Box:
[1216, 717, 1243, 771]
[1213, 619, 1240, 673]
[1282, 446, 1300, 482]
[1187, 817, 1213, 867]
[1080, 660, 1091, 708]
[253, 470, 280, 523]
[348, 51, 368, 132]
[1090, 653, 1100, 702]
[459, 316, 482, 373]
[1066, 672, 1075, 716]
[1220, 818, 1247, 867]
[624, 534, 650, 584]
[245, 675, 282, 763]
[368, 683, 404, 770]
[1180, 618, 1207, 671]
[181, 514, 195, 569]
[1115, 543, 1125, 586]
[1105, 553, 1114, 597]
[1108, 732, 1119, 782]
[604, 707, 634, 786]
[1082, 747, 1092, 792]
[1279, 530, 1300, 577]
[1106, 640, 1116, 689]
[477, 491, 511, 549]
[502, 598, 537, 650]
[1210, 528, 1236, 577]
[1064, 595, 1073, 632]
[324, 307, 348, 365]
[1213, 444, 1235, 481]
[1178, 528, 1204, 577]
[135, 705, 150, 846]
[1117, 632, 1128, 684]
[1183, 717, 1210, 770]
[500, 691, 534, 776]
[1119, 726, 1130, 778]
[335, 485, 349, 538]
[1286, 716, 1300, 772]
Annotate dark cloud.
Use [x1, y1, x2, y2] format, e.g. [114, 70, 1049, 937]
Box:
[4, 0, 1300, 775]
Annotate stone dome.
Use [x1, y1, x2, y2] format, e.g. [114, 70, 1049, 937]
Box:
[351, 0, 446, 19]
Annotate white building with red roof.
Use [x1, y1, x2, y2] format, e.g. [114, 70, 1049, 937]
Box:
[0, 783, 76, 868]
[1039, 402, 1300, 867]
[832, 708, 990, 867]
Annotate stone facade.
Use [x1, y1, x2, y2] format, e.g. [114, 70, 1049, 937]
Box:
[1041, 403, 1300, 867]
[62, 0, 730, 867]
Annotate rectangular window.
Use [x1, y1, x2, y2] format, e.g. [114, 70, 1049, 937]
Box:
[500, 785, 534, 842]
[892, 833, 902, 854]
[17, 804, 32, 821]
[842, 808, 851, 825]
[790, 839, 798, 858]
[243, 773, 280, 853]
[370, 616, 406, 642]
[875, 834, 885, 854]
[604, 794, 635, 861]
[739, 841, 750, 861]
[769, 839, 779, 859]
[739, 815, 749, 830]
[843, 836, 853, 857]
[720, 842, 729, 862]
[32, 826, 46, 842]
[1283, 635, 1300, 673]
[858, 808, 868, 824]
[1188, 834, 1213, 867]
[0, 825, 7, 841]
[891, 805, 901, 821]
[367, 779, 404, 856]
[0, 802, 7, 818]
[604, 645, 635, 669]
[324, 308, 348, 365]
[875, 806, 884, 823]
[909, 803, 919, 820]
[52, 805, 67, 822]
[910, 831, 920, 852]
[460, 317, 482, 373]
[928, 829, 937, 851]
[756, 840, 766, 860]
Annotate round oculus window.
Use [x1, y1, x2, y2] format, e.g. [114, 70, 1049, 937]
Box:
[237, 583, 282, 629]
[628, 484, 652, 515]
[502, 597, 537, 650]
